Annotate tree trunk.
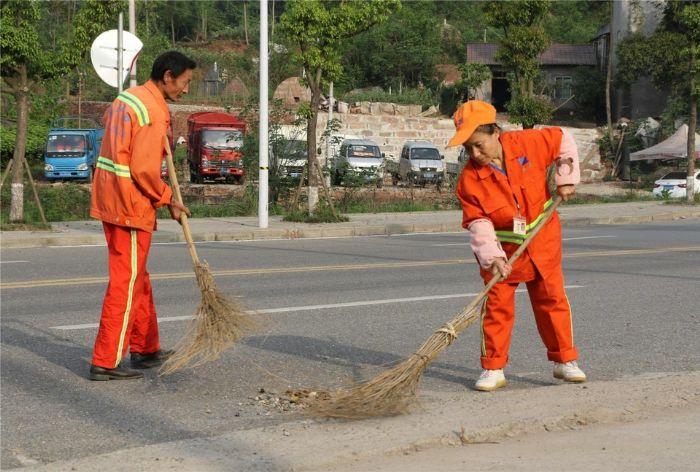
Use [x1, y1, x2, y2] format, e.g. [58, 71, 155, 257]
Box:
[307, 68, 323, 214]
[605, 0, 614, 154]
[271, 0, 275, 40]
[244, 2, 249, 46]
[10, 65, 30, 223]
[171, 12, 175, 46]
[687, 51, 696, 202]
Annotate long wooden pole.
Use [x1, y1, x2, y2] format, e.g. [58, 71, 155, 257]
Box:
[164, 137, 199, 265]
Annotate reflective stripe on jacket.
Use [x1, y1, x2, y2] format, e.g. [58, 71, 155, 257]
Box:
[455, 128, 565, 282]
[90, 81, 173, 232]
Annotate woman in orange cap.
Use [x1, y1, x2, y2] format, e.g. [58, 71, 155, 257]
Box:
[448, 100, 586, 391]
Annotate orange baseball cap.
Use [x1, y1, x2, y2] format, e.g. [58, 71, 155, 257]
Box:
[446, 100, 497, 147]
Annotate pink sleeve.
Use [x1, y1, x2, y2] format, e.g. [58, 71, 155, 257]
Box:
[468, 219, 506, 269]
[554, 129, 581, 186]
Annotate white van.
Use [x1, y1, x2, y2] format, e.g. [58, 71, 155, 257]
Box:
[270, 125, 307, 179]
[332, 138, 385, 187]
[397, 140, 445, 187]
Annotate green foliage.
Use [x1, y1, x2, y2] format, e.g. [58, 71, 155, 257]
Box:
[506, 95, 553, 128]
[455, 63, 492, 100]
[0, 183, 91, 225]
[544, 0, 609, 43]
[338, 1, 440, 92]
[571, 66, 606, 122]
[484, 0, 551, 97]
[279, 0, 401, 86]
[616, 2, 699, 97]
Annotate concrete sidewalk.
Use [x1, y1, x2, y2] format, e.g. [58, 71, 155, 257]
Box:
[2, 200, 700, 249]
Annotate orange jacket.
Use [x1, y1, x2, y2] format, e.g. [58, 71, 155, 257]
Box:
[90, 80, 173, 232]
[456, 128, 565, 282]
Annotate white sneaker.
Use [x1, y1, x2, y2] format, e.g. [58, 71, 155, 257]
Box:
[553, 361, 587, 383]
[474, 369, 507, 392]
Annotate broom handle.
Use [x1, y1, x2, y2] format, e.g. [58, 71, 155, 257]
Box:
[164, 137, 200, 265]
[457, 196, 563, 320]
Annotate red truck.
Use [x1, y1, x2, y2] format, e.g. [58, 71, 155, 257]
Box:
[187, 111, 246, 184]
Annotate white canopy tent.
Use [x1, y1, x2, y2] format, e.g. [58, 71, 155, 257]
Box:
[630, 124, 700, 161]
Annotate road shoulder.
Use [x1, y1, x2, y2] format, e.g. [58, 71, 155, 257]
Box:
[20, 371, 700, 471]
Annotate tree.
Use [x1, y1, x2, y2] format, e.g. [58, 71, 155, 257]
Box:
[339, 1, 440, 93]
[484, 0, 554, 128]
[1, 0, 118, 223]
[278, 0, 400, 215]
[617, 1, 700, 202]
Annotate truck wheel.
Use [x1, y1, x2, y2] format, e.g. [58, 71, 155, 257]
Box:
[391, 176, 398, 186]
[376, 180, 383, 189]
[333, 171, 342, 186]
[190, 172, 202, 184]
[88, 166, 94, 184]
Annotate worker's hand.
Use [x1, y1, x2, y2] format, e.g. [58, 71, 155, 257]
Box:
[556, 184, 576, 201]
[168, 199, 191, 224]
[490, 257, 512, 279]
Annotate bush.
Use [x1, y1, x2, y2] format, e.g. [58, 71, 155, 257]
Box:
[506, 95, 554, 129]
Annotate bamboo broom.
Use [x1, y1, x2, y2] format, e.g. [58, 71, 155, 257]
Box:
[159, 137, 255, 375]
[306, 196, 563, 418]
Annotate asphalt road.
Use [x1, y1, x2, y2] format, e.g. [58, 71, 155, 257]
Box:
[1, 220, 699, 469]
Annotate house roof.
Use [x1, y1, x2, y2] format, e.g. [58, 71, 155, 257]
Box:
[466, 43, 596, 66]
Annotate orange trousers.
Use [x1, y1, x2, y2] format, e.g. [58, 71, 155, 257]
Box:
[92, 222, 161, 369]
[479, 260, 578, 370]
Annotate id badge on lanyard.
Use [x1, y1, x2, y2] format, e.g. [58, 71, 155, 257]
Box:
[513, 197, 527, 236]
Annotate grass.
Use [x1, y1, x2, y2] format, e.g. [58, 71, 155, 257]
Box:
[2, 181, 696, 232]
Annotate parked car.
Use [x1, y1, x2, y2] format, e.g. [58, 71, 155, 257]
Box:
[652, 170, 700, 198]
[391, 140, 445, 187]
[332, 138, 384, 187]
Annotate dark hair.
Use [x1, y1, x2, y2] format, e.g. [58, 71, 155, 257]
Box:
[150, 51, 197, 81]
[474, 124, 500, 135]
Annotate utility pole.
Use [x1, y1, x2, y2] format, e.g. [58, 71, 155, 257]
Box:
[118, 13, 123, 94]
[259, 0, 269, 228]
[129, 0, 137, 87]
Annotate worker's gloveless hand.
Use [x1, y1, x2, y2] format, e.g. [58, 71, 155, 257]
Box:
[490, 258, 512, 279]
[168, 199, 191, 224]
[557, 184, 576, 201]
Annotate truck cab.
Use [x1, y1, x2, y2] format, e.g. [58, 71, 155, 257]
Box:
[397, 140, 445, 187]
[187, 112, 246, 184]
[332, 138, 385, 187]
[43, 117, 104, 181]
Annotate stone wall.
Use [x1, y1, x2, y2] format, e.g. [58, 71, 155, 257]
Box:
[313, 112, 605, 182]
[73, 101, 605, 182]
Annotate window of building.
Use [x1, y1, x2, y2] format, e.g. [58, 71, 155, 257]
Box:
[554, 76, 573, 100]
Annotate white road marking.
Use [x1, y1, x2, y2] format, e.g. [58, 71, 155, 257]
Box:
[562, 235, 616, 241]
[50, 285, 584, 331]
[432, 235, 617, 246]
[0, 260, 29, 264]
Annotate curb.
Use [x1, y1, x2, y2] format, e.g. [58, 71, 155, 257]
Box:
[2, 210, 699, 249]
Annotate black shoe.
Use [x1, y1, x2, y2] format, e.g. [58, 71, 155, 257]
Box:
[130, 349, 174, 369]
[89, 364, 144, 381]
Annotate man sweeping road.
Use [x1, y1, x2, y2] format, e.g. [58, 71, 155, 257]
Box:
[449, 100, 587, 392]
[88, 51, 196, 381]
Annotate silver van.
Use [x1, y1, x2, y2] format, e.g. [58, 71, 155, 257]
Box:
[332, 138, 385, 187]
[397, 140, 445, 186]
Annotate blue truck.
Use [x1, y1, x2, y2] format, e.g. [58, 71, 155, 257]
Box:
[43, 117, 104, 181]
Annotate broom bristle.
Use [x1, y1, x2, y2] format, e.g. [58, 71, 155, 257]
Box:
[305, 304, 484, 419]
[159, 261, 257, 375]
